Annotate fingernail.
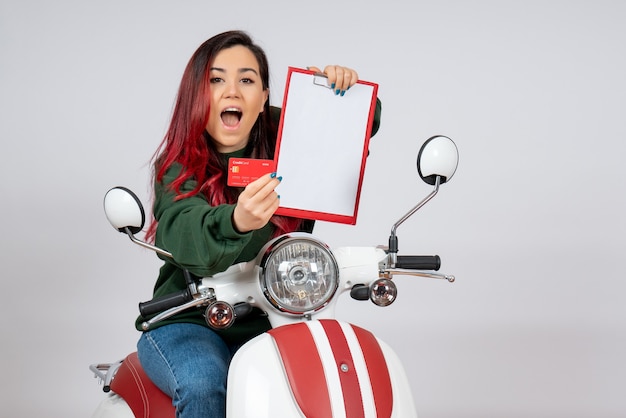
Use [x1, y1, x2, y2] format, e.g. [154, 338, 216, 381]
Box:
[340, 90, 346, 96]
[277, 176, 283, 182]
[277, 194, 281, 199]
[335, 89, 340, 95]
[331, 82, 335, 89]
[270, 172, 277, 178]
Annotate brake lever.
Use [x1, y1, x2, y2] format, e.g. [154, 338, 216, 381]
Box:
[381, 269, 455, 283]
[140, 288, 216, 331]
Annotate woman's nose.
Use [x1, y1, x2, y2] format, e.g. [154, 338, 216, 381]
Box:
[224, 80, 240, 97]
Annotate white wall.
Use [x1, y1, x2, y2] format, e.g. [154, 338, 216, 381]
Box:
[1, 1, 624, 417]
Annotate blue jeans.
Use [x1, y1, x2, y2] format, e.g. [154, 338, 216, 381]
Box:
[137, 323, 233, 418]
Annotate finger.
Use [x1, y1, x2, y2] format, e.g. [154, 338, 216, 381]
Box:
[335, 68, 357, 93]
[243, 172, 276, 196]
[257, 174, 282, 201]
[333, 66, 347, 92]
[323, 66, 358, 95]
[245, 173, 281, 202]
[307, 66, 322, 74]
[323, 65, 338, 90]
[267, 192, 281, 214]
[343, 68, 358, 90]
[250, 189, 281, 224]
[258, 190, 281, 215]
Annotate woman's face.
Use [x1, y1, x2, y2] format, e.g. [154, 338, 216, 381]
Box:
[206, 45, 269, 153]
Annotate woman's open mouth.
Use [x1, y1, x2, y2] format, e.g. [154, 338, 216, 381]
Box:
[221, 107, 242, 128]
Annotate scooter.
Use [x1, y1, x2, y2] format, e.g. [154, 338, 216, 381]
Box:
[90, 135, 459, 418]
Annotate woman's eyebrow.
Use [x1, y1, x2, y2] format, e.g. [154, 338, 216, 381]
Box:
[238, 67, 259, 75]
[209, 67, 259, 75]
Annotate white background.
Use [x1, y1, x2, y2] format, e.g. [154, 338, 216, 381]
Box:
[1, 1, 624, 417]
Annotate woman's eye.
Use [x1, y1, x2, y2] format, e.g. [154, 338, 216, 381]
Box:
[210, 77, 223, 83]
[241, 78, 254, 84]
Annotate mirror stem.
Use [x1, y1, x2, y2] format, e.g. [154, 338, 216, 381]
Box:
[388, 176, 441, 267]
[124, 227, 173, 259]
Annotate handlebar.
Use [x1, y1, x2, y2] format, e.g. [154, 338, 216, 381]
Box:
[137, 255, 444, 318]
[395, 255, 440, 271]
[139, 289, 193, 317]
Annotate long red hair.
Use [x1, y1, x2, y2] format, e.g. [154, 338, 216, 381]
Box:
[145, 31, 301, 242]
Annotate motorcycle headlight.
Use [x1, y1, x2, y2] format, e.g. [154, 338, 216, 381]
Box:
[259, 234, 339, 314]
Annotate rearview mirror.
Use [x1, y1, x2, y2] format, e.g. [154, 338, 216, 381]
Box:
[103, 187, 145, 235]
[417, 135, 459, 185]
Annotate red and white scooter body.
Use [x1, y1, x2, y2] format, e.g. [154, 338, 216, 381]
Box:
[225, 245, 418, 417]
[92, 246, 418, 418]
[228, 319, 417, 417]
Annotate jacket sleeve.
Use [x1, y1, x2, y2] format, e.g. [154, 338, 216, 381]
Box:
[152, 164, 254, 277]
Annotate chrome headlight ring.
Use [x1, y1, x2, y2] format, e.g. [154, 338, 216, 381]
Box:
[259, 234, 339, 315]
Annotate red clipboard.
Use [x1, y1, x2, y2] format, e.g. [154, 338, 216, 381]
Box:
[274, 67, 378, 225]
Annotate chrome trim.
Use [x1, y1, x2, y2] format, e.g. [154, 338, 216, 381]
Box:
[258, 234, 339, 315]
[381, 269, 455, 283]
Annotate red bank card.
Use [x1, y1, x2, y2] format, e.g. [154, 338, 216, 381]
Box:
[227, 158, 276, 187]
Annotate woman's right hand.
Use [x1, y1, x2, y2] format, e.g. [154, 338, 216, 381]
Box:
[232, 173, 282, 233]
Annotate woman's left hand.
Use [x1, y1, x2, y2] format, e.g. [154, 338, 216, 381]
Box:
[308, 65, 358, 95]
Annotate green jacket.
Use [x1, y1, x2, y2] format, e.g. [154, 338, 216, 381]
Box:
[136, 100, 382, 345]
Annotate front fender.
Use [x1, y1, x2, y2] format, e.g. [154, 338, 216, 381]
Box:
[226, 319, 417, 418]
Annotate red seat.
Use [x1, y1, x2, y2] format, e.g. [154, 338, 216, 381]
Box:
[110, 352, 175, 418]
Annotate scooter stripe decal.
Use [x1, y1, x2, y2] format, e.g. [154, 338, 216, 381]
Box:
[320, 319, 366, 418]
[352, 324, 393, 417]
[339, 321, 377, 418]
[268, 323, 333, 417]
[271, 320, 393, 417]
[307, 320, 347, 417]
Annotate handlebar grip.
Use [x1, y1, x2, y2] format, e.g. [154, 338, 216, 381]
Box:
[139, 289, 193, 317]
[395, 255, 441, 271]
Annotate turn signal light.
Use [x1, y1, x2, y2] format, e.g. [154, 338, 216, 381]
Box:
[370, 278, 397, 307]
[205, 301, 235, 329]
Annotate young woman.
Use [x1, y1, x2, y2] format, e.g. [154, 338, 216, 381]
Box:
[135, 30, 381, 417]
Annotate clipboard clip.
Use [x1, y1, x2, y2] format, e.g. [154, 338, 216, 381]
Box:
[312, 73, 332, 89]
